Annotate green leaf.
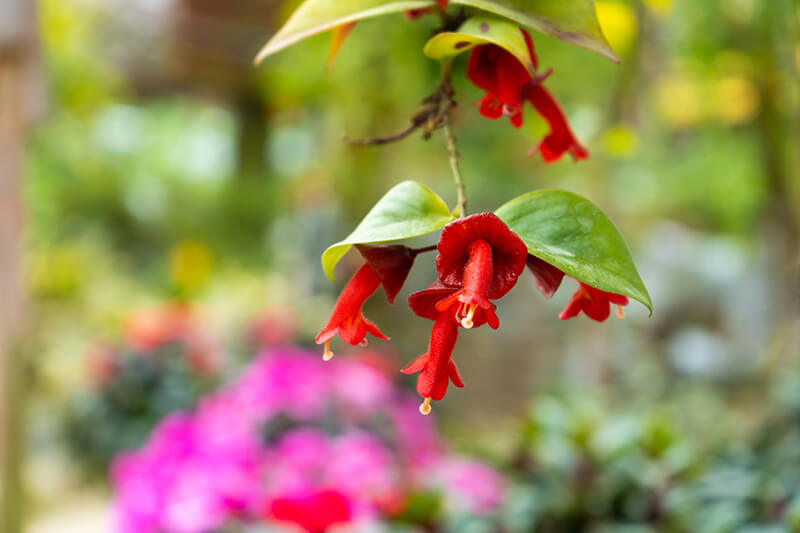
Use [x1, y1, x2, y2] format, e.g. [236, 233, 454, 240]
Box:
[255, 0, 435, 63]
[322, 181, 454, 281]
[449, 0, 618, 62]
[424, 15, 537, 74]
[495, 189, 651, 313]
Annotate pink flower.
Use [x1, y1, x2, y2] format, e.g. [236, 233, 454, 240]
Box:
[432, 458, 507, 515]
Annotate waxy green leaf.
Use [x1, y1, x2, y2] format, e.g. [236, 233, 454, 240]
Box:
[424, 15, 537, 74]
[255, 0, 616, 64]
[322, 181, 454, 281]
[255, 0, 433, 64]
[452, 0, 618, 62]
[495, 189, 651, 313]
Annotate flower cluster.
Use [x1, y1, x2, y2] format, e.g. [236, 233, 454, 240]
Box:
[111, 347, 507, 533]
[318, 214, 629, 414]
[467, 28, 588, 163]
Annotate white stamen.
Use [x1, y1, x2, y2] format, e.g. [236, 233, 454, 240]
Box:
[460, 304, 477, 329]
[419, 397, 432, 415]
[323, 340, 334, 361]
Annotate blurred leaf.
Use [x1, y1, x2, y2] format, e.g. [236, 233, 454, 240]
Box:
[256, 0, 618, 63]
[327, 21, 359, 69]
[255, 0, 433, 63]
[495, 189, 651, 313]
[322, 181, 453, 281]
[424, 15, 537, 74]
[452, 0, 618, 62]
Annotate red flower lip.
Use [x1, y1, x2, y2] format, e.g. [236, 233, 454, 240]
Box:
[409, 280, 499, 329]
[436, 213, 528, 300]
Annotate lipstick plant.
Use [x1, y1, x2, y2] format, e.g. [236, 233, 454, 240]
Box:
[257, 0, 652, 414]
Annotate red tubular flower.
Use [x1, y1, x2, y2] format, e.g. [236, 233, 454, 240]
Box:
[466, 36, 535, 128]
[435, 213, 527, 328]
[316, 245, 415, 360]
[268, 489, 352, 533]
[466, 28, 588, 163]
[559, 281, 629, 322]
[525, 84, 589, 163]
[316, 264, 388, 360]
[401, 311, 464, 414]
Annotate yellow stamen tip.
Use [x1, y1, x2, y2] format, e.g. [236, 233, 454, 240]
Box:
[460, 318, 474, 329]
[616, 305, 626, 320]
[323, 340, 334, 361]
[419, 397, 432, 415]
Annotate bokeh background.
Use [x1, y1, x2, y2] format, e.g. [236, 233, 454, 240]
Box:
[1, 0, 799, 531]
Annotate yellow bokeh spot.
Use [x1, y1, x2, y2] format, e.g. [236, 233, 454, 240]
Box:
[715, 76, 760, 125]
[643, 0, 674, 18]
[596, 1, 638, 57]
[170, 241, 213, 292]
[605, 125, 639, 157]
[654, 77, 704, 129]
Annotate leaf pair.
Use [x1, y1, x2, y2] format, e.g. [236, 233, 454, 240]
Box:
[255, 0, 618, 65]
[323, 181, 652, 314]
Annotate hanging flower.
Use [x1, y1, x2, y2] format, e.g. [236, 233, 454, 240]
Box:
[525, 84, 589, 163]
[559, 281, 629, 322]
[466, 30, 536, 128]
[401, 312, 464, 415]
[435, 213, 527, 328]
[466, 29, 589, 163]
[316, 245, 415, 360]
[527, 255, 629, 321]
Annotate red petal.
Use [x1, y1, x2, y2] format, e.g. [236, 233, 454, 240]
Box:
[436, 213, 528, 299]
[401, 352, 428, 374]
[363, 317, 390, 340]
[479, 94, 504, 120]
[409, 281, 497, 329]
[526, 255, 565, 298]
[557, 291, 584, 320]
[509, 108, 524, 128]
[438, 0, 448, 10]
[467, 45, 531, 106]
[355, 244, 415, 305]
[448, 359, 465, 388]
[526, 85, 588, 164]
[521, 28, 538, 70]
[315, 264, 383, 346]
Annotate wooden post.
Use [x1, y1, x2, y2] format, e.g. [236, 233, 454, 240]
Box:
[0, 1, 40, 531]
